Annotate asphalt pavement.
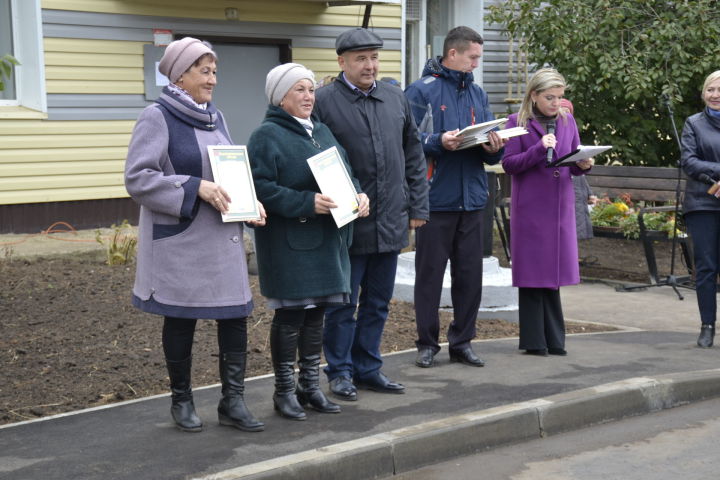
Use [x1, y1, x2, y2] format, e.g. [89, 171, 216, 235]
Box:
[1, 232, 719, 480]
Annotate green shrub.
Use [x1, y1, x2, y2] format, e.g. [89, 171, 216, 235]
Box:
[95, 220, 137, 266]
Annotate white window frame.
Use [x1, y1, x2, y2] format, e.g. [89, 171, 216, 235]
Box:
[0, 0, 46, 112]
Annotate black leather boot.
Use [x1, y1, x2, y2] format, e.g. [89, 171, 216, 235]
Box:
[166, 356, 203, 432]
[698, 324, 715, 348]
[217, 352, 265, 432]
[297, 315, 341, 414]
[270, 322, 306, 420]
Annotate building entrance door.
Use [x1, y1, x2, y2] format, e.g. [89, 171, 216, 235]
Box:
[211, 43, 282, 144]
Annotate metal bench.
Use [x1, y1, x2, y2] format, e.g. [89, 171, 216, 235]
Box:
[586, 165, 694, 298]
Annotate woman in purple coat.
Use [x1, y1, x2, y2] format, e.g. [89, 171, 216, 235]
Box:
[502, 68, 592, 356]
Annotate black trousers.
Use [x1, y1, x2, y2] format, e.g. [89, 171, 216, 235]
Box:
[518, 287, 565, 350]
[685, 211, 720, 326]
[162, 317, 247, 361]
[414, 211, 484, 353]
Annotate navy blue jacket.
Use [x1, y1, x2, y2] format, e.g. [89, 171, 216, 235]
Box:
[681, 108, 720, 213]
[405, 57, 503, 211]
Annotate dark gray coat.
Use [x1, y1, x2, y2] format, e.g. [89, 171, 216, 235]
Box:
[681, 109, 720, 213]
[313, 75, 429, 255]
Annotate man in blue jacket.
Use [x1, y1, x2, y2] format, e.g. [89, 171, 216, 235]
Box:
[405, 26, 505, 369]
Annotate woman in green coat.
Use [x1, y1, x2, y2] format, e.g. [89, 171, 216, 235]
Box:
[248, 63, 369, 420]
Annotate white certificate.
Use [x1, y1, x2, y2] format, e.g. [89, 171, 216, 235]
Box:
[307, 147, 360, 228]
[548, 145, 612, 167]
[207, 145, 261, 222]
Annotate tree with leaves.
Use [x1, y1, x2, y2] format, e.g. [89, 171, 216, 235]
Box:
[488, 0, 720, 166]
[0, 54, 19, 93]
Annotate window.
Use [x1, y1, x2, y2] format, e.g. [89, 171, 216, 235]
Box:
[0, 0, 15, 101]
[0, 0, 46, 113]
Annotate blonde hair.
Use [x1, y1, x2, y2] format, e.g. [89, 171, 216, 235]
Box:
[517, 68, 568, 127]
[702, 70, 720, 100]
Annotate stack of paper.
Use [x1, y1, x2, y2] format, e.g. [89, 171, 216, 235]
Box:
[453, 118, 529, 151]
[457, 126, 529, 150]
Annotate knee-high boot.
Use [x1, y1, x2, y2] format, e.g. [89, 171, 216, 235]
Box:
[217, 352, 265, 432]
[270, 322, 306, 420]
[166, 356, 203, 432]
[297, 317, 341, 414]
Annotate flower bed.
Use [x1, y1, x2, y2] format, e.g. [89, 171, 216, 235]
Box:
[590, 193, 681, 240]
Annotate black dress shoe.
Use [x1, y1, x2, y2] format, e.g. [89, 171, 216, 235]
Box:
[524, 349, 548, 356]
[449, 347, 485, 367]
[354, 371, 405, 394]
[329, 376, 357, 401]
[415, 348, 435, 368]
[548, 347, 567, 356]
[697, 324, 715, 348]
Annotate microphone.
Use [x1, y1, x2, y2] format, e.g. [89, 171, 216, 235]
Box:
[546, 121, 556, 164]
[698, 173, 715, 185]
[699, 173, 720, 197]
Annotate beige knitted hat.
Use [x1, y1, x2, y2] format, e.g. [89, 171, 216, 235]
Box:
[158, 37, 217, 83]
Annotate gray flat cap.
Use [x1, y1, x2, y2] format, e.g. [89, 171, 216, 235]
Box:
[335, 28, 384, 55]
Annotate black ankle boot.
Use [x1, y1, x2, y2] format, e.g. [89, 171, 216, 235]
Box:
[297, 316, 340, 414]
[217, 352, 264, 432]
[698, 324, 715, 348]
[270, 323, 306, 420]
[166, 356, 203, 432]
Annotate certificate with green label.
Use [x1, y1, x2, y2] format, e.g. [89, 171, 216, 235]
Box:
[207, 145, 261, 222]
[307, 146, 360, 228]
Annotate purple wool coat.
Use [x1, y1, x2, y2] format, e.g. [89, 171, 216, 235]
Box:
[502, 112, 585, 288]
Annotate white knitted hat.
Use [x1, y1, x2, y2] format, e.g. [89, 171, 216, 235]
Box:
[265, 63, 315, 106]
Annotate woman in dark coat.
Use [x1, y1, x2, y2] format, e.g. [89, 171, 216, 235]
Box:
[680, 70, 720, 348]
[248, 63, 369, 420]
[501, 68, 592, 356]
[124, 38, 266, 433]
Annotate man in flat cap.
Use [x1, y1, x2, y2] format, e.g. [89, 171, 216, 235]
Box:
[314, 27, 429, 401]
[405, 26, 505, 369]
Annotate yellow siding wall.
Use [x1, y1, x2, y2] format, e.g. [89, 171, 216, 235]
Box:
[0, 1, 401, 205]
[45, 38, 146, 94]
[0, 121, 133, 205]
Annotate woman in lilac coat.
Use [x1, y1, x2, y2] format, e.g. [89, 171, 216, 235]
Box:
[125, 38, 266, 434]
[502, 68, 592, 356]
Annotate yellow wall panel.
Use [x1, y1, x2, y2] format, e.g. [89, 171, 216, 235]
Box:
[0, 147, 129, 164]
[45, 52, 141, 68]
[44, 38, 146, 55]
[1, 133, 131, 150]
[0, 160, 124, 177]
[0, 186, 129, 205]
[45, 66, 142, 81]
[46, 80, 144, 94]
[0, 173, 124, 191]
[0, 120, 134, 136]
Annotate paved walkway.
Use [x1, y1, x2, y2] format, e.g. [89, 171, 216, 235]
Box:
[1, 232, 717, 480]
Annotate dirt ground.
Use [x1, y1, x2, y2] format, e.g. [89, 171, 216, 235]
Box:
[0, 232, 679, 426]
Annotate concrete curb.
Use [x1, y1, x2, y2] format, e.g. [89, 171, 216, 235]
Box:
[193, 368, 720, 480]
